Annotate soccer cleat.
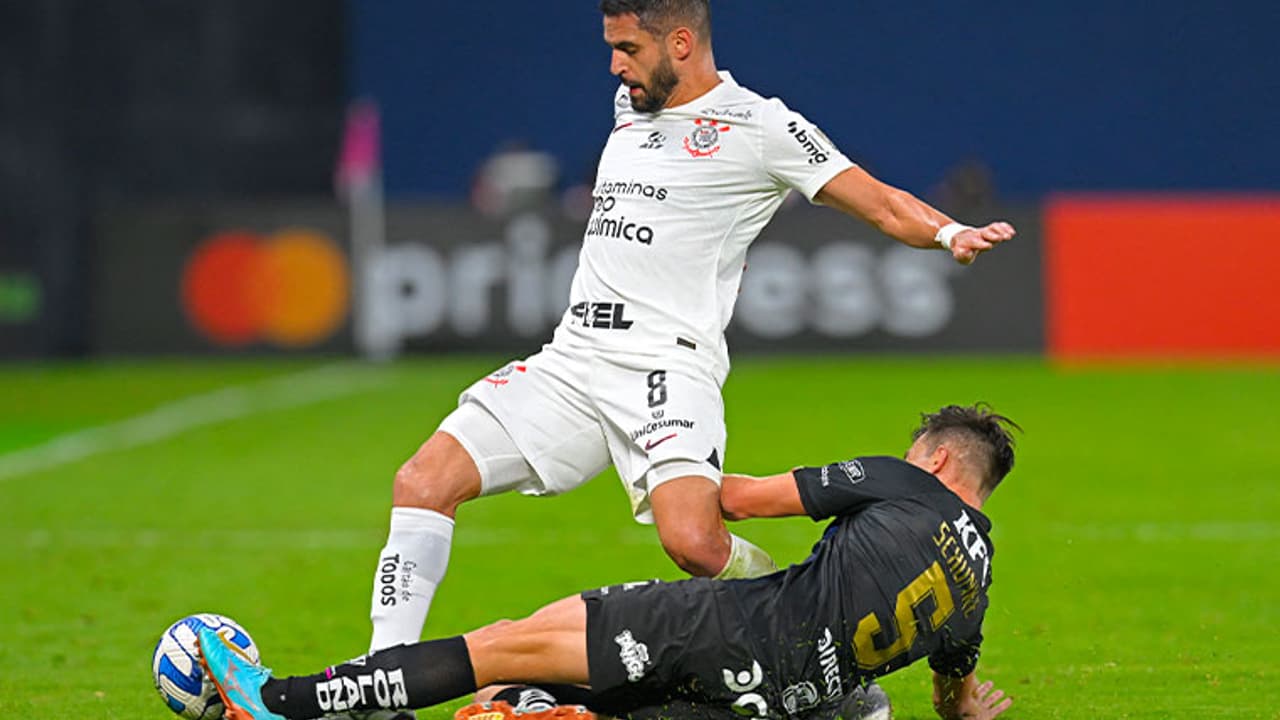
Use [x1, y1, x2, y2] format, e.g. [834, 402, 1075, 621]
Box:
[838, 681, 892, 720]
[195, 626, 286, 720]
[453, 701, 596, 720]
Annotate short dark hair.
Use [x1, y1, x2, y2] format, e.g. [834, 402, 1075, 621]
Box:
[913, 403, 1020, 495]
[600, 0, 712, 41]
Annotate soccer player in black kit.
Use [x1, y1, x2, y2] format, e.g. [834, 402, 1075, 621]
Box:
[198, 405, 1017, 720]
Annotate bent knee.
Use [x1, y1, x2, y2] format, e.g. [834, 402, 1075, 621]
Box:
[659, 526, 731, 577]
[392, 433, 481, 513]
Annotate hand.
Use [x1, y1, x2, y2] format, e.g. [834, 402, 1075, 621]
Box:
[967, 679, 1012, 718]
[950, 222, 1016, 265]
[933, 673, 1012, 720]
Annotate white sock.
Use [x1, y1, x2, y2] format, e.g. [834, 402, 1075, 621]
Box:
[714, 533, 778, 580]
[368, 507, 455, 651]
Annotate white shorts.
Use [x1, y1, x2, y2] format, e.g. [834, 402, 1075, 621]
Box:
[436, 343, 726, 523]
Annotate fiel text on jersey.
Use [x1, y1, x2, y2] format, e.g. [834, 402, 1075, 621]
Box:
[569, 301, 633, 330]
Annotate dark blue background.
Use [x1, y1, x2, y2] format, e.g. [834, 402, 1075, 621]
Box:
[351, 2, 1280, 199]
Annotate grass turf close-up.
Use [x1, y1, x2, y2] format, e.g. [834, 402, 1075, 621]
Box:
[1, 357, 1277, 719]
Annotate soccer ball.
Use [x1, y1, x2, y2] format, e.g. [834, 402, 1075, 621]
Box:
[152, 613, 260, 719]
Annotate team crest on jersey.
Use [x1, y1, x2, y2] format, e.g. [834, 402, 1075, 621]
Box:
[484, 364, 527, 387]
[683, 118, 731, 158]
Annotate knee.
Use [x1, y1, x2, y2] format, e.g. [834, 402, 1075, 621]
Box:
[392, 433, 480, 513]
[659, 525, 731, 577]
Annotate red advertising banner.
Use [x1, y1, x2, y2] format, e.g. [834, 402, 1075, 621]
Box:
[1046, 196, 1280, 358]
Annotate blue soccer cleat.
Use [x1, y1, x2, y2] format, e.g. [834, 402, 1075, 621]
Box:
[196, 626, 286, 720]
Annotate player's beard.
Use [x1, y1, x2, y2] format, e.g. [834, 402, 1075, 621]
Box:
[630, 53, 679, 113]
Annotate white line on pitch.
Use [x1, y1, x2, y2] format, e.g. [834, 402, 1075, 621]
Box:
[0, 363, 390, 483]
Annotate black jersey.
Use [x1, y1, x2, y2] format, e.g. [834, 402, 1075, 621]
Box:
[725, 457, 993, 713]
[582, 456, 994, 720]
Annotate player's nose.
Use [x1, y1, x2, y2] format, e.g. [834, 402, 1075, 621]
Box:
[610, 51, 627, 77]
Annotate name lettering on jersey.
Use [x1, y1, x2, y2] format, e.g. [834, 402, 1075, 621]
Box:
[933, 512, 990, 617]
[629, 418, 695, 442]
[722, 660, 769, 719]
[569, 301, 634, 330]
[785, 121, 831, 165]
[816, 627, 844, 699]
[683, 118, 731, 158]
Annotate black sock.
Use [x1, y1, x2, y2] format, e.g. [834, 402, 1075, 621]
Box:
[261, 637, 476, 718]
[492, 684, 595, 711]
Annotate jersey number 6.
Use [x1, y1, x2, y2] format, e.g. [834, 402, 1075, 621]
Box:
[853, 561, 955, 669]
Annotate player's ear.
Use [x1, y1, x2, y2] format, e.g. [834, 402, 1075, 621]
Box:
[668, 27, 694, 61]
[925, 444, 949, 474]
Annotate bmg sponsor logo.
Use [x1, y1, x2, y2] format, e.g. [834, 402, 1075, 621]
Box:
[785, 120, 830, 164]
[182, 229, 348, 348]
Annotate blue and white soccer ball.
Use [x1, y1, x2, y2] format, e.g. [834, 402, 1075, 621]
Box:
[151, 613, 260, 719]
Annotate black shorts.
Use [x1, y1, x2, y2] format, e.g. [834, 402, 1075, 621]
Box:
[581, 578, 765, 720]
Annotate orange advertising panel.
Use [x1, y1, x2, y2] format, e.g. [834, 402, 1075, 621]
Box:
[1045, 196, 1280, 358]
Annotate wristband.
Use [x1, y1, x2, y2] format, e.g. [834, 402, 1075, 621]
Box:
[934, 222, 971, 250]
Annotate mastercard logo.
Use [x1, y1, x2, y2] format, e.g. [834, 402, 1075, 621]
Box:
[181, 229, 349, 348]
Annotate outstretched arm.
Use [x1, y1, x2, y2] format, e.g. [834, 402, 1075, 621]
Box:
[720, 471, 805, 520]
[814, 166, 1015, 265]
[932, 672, 1012, 719]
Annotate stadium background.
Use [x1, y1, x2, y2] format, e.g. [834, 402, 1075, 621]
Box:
[2, 2, 1278, 718]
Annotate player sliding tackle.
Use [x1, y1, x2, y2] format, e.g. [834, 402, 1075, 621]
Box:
[360, 7, 1015, 716]
[201, 405, 1018, 720]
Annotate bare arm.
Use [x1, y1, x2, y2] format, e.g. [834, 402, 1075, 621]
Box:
[814, 166, 1015, 265]
[932, 672, 1012, 719]
[720, 471, 806, 521]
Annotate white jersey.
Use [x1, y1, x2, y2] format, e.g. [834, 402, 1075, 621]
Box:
[550, 71, 854, 381]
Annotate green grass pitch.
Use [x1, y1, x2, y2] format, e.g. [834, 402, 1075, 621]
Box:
[1, 357, 1278, 719]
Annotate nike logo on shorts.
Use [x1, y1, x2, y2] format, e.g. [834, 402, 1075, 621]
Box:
[644, 433, 677, 451]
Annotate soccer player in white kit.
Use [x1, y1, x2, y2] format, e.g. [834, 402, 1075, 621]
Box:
[363, 5, 1016, 716]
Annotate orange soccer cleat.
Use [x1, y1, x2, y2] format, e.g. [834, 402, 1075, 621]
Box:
[454, 700, 597, 720]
